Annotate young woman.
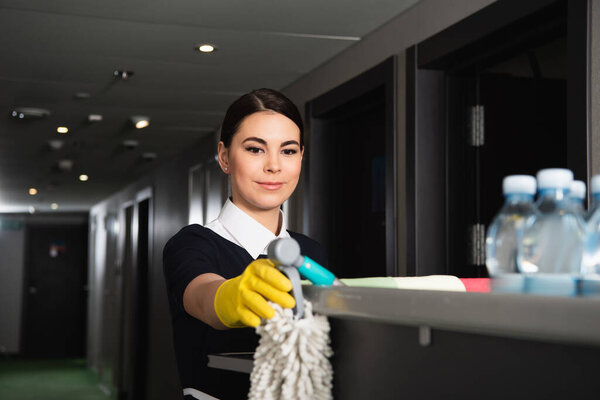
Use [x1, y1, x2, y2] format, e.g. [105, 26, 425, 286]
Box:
[163, 88, 327, 400]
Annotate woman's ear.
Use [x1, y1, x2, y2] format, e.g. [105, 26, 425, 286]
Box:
[217, 141, 230, 174]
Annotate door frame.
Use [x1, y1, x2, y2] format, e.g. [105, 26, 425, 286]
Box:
[115, 186, 153, 400]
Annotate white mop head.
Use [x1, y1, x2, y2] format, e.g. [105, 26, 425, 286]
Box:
[249, 300, 333, 400]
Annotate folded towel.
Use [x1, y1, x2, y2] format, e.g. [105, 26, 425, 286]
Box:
[339, 275, 466, 292]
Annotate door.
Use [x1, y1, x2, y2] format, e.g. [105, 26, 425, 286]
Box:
[306, 57, 397, 278]
[311, 88, 387, 277]
[21, 222, 88, 357]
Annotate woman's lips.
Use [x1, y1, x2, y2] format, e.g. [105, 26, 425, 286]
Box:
[257, 182, 283, 190]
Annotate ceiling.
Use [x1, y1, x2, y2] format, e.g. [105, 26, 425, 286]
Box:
[0, 0, 420, 213]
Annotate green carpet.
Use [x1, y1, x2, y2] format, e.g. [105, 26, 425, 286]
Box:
[0, 358, 111, 400]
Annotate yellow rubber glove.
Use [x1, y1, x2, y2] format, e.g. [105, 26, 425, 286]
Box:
[214, 259, 296, 328]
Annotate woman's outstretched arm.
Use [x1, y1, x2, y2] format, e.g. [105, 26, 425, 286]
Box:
[183, 273, 227, 329]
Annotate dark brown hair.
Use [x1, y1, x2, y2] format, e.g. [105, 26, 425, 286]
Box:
[220, 88, 304, 148]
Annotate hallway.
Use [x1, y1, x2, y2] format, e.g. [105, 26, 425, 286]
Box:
[0, 358, 111, 400]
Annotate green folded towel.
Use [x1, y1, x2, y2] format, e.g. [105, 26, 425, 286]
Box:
[339, 277, 399, 288]
[302, 275, 465, 292]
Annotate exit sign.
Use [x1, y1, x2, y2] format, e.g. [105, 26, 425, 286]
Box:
[0, 219, 24, 231]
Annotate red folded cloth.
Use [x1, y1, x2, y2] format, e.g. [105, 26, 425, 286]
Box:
[459, 278, 491, 293]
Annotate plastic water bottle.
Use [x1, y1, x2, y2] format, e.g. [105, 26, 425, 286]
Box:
[586, 175, 600, 221]
[581, 176, 600, 295]
[486, 175, 537, 292]
[518, 169, 586, 296]
[582, 176, 600, 276]
[569, 180, 586, 216]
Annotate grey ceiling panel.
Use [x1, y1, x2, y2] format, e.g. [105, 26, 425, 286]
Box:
[0, 0, 420, 37]
[0, 0, 422, 212]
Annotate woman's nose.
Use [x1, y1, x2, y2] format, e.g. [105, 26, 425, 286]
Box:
[264, 152, 281, 173]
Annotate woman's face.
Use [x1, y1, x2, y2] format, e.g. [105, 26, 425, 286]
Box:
[218, 111, 303, 215]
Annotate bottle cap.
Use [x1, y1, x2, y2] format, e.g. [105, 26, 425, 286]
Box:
[503, 175, 536, 195]
[536, 168, 573, 190]
[570, 180, 586, 200]
[591, 175, 600, 195]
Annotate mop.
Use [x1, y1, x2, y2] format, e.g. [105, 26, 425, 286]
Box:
[249, 300, 333, 400]
[248, 238, 338, 400]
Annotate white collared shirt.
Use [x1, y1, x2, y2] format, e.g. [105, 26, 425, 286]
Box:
[205, 198, 290, 259]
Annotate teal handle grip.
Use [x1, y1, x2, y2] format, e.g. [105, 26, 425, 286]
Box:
[297, 255, 335, 286]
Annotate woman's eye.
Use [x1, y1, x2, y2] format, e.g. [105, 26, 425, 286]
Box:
[245, 146, 263, 154]
[282, 149, 297, 155]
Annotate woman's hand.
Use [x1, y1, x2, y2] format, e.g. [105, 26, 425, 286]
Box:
[214, 259, 295, 327]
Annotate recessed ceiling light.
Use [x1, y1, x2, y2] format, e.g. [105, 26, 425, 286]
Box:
[197, 44, 216, 53]
[57, 126, 68, 134]
[74, 92, 91, 100]
[88, 114, 103, 122]
[123, 139, 139, 150]
[48, 139, 64, 150]
[29, 188, 38, 195]
[130, 116, 149, 129]
[142, 152, 157, 161]
[58, 159, 74, 172]
[79, 174, 89, 182]
[51, 203, 59, 210]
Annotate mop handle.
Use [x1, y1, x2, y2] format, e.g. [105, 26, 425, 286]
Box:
[277, 265, 304, 320]
[267, 238, 344, 286]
